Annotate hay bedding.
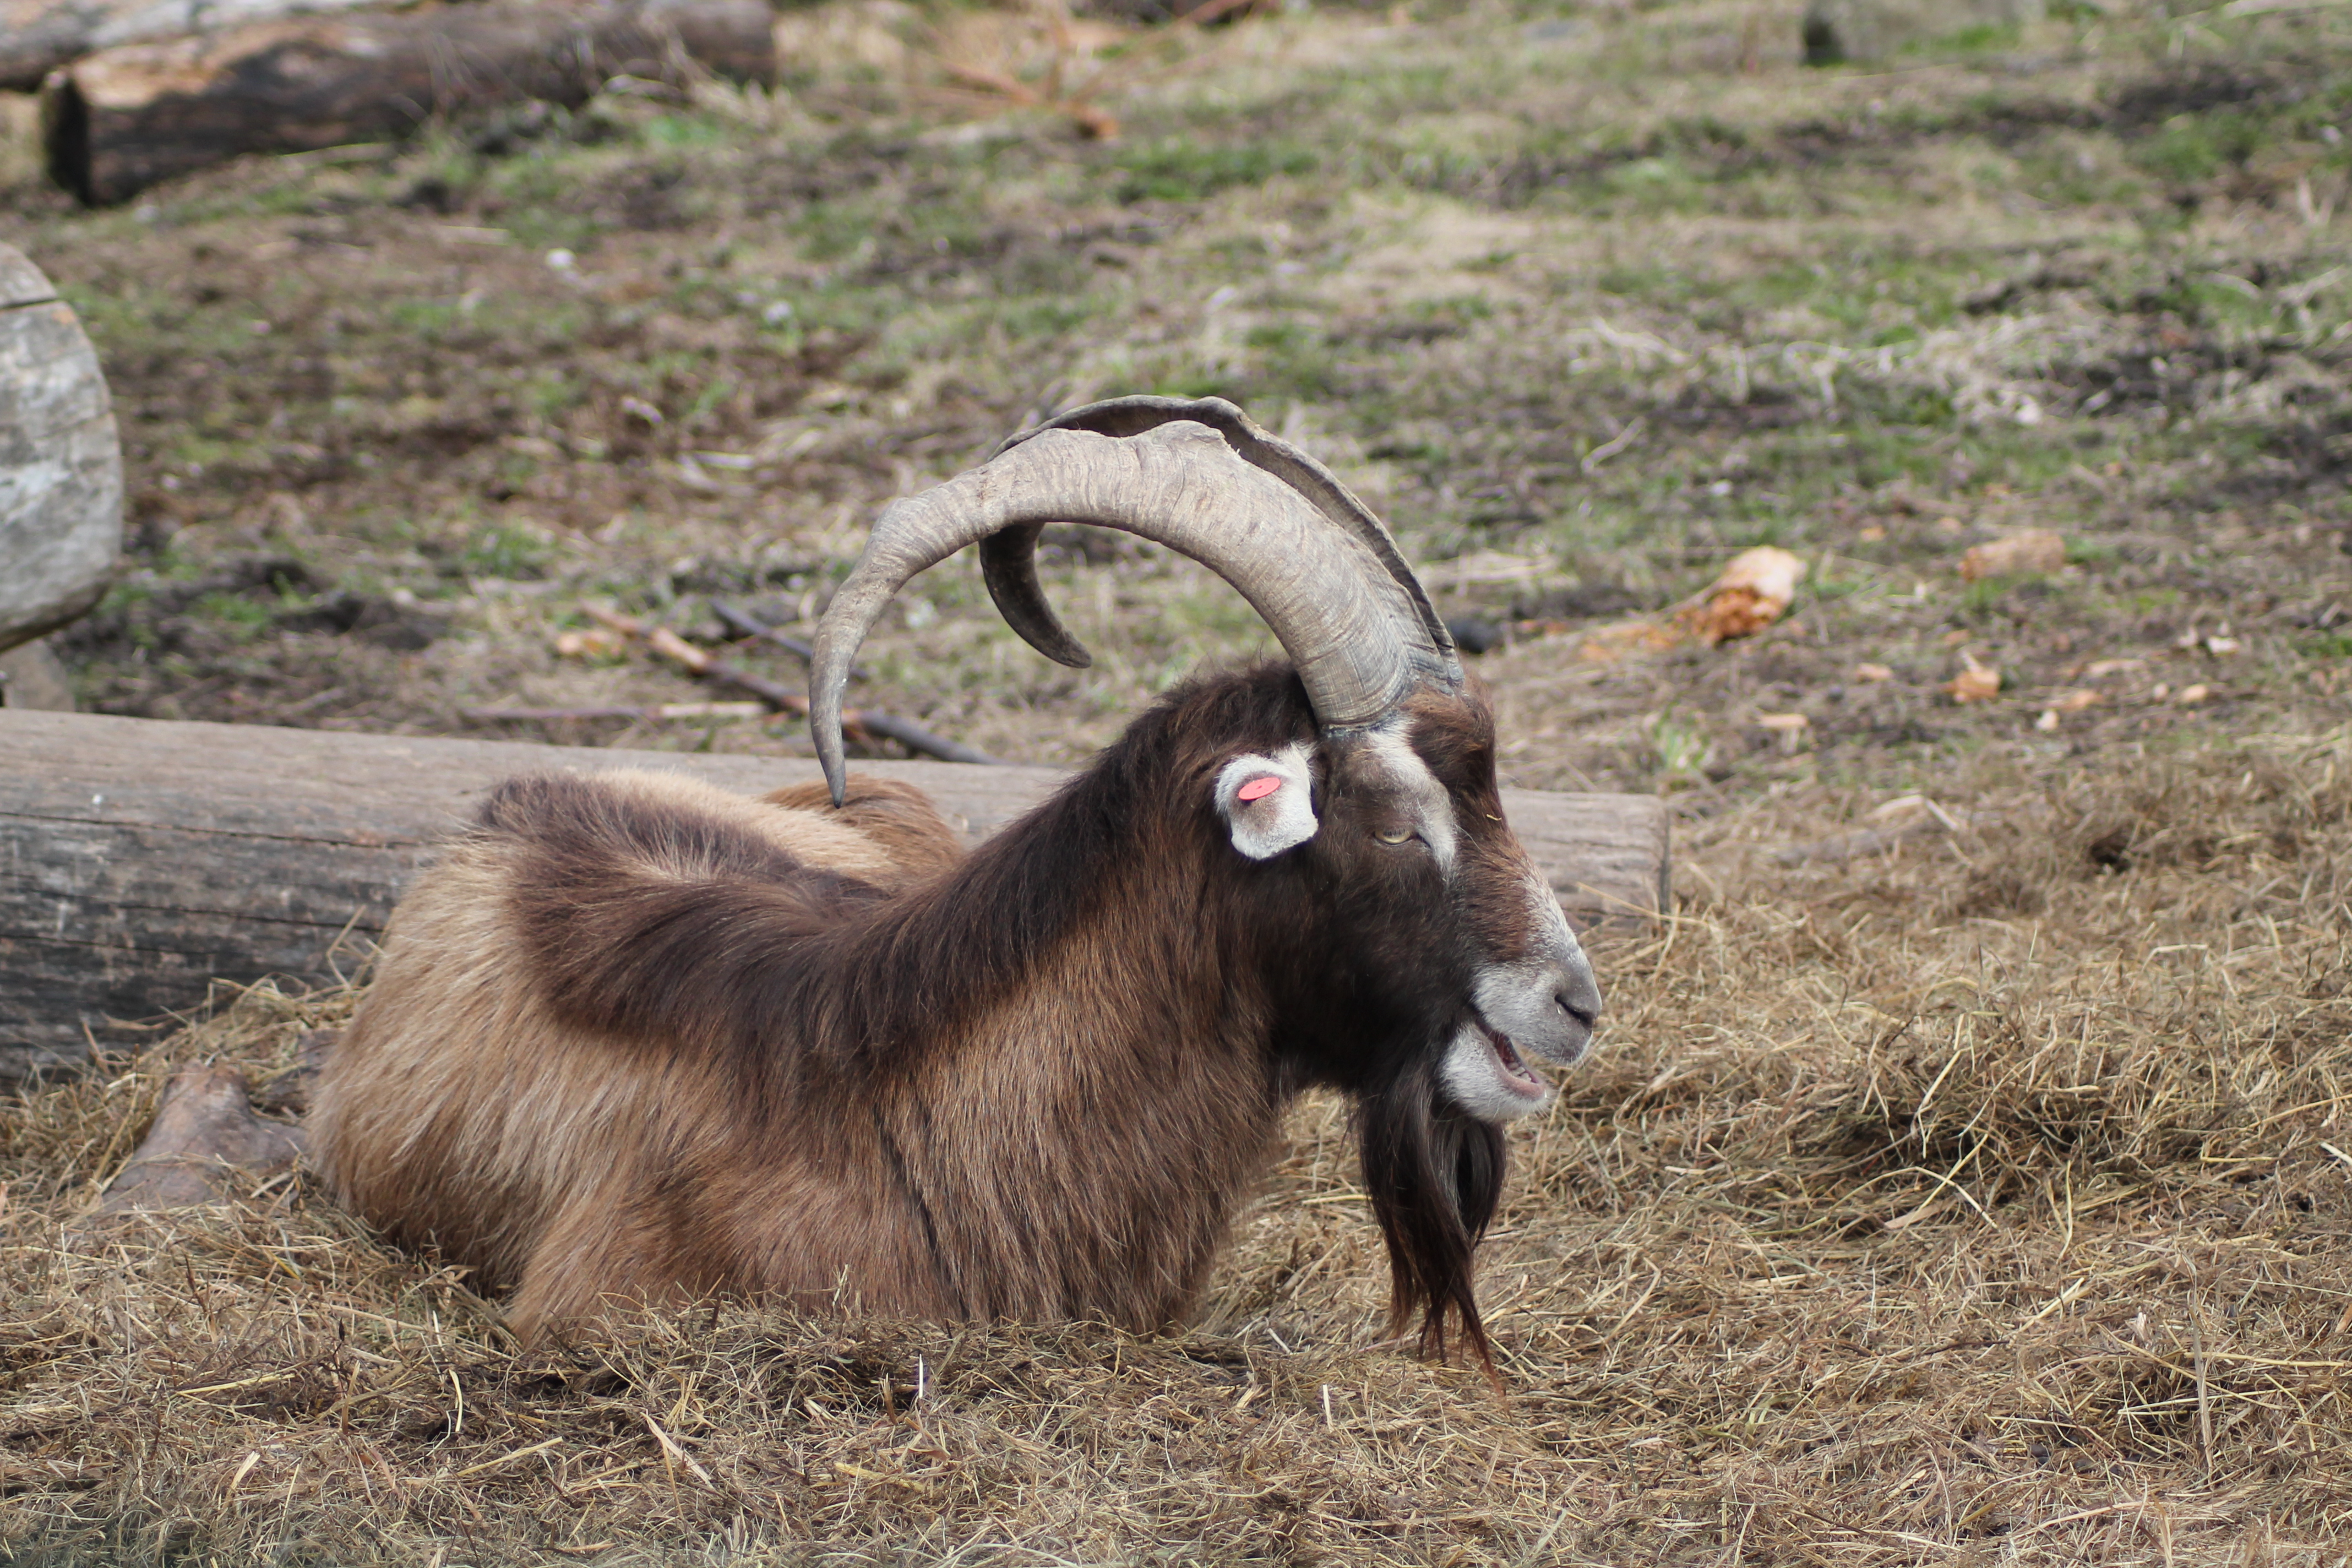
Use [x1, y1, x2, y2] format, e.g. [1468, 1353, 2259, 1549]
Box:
[6, 743, 2352, 1566]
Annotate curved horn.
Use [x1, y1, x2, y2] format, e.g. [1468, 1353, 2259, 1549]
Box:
[978, 396, 1460, 682]
[810, 420, 1447, 804]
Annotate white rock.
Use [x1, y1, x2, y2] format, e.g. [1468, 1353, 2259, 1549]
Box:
[0, 243, 122, 654]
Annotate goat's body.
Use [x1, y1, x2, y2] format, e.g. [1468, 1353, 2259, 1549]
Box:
[318, 662, 1598, 1357]
[315, 765, 1283, 1337]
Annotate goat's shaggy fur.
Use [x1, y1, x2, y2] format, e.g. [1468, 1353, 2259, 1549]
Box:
[315, 665, 1583, 1361]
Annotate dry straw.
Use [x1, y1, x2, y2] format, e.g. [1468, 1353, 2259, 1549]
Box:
[6, 737, 2352, 1564]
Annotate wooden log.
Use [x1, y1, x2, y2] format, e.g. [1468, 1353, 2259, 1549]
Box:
[0, 0, 383, 94]
[0, 709, 1673, 1082]
[0, 242, 122, 654]
[40, 0, 779, 206]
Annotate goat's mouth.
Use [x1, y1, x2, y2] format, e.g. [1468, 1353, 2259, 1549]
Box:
[1477, 1019, 1550, 1101]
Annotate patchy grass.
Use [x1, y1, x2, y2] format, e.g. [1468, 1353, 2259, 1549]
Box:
[0, 0, 2337, 774]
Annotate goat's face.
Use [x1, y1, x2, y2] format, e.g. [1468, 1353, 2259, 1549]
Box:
[1212, 684, 1603, 1124]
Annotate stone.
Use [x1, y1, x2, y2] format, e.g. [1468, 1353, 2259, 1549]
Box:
[0, 636, 77, 710]
[0, 242, 123, 655]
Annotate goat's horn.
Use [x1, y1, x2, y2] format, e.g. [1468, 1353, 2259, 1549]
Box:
[810, 418, 1450, 805]
[977, 395, 1460, 682]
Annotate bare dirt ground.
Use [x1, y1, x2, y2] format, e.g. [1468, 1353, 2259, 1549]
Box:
[4, 0, 2352, 1560]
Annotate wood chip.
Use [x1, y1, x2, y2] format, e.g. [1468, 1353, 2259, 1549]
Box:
[1958, 529, 2066, 581]
[1680, 547, 1807, 644]
[553, 628, 627, 659]
[1945, 658, 2001, 703]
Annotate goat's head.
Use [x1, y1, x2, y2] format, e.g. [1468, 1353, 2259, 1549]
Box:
[808, 396, 1602, 1360]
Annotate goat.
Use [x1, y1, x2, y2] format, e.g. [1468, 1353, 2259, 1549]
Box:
[312, 396, 1603, 1366]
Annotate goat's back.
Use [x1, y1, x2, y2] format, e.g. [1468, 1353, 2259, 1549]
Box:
[311, 769, 962, 1330]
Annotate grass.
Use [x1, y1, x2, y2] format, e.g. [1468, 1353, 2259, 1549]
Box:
[2, 0, 2351, 1556]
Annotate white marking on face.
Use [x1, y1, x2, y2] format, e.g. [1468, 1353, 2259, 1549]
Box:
[1354, 721, 1456, 870]
[1477, 880, 1598, 1064]
[1441, 1019, 1558, 1121]
[1215, 744, 1317, 860]
[1452, 874, 1603, 1124]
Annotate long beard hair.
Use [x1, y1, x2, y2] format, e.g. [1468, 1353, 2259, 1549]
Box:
[1356, 1060, 1508, 1375]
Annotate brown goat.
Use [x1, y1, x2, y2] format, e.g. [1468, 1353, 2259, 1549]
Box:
[313, 398, 1602, 1364]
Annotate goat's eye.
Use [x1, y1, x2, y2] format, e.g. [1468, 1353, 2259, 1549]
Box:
[1375, 827, 1413, 846]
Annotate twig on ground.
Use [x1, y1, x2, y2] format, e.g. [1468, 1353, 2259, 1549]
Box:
[838, 709, 1006, 767]
[922, 0, 1265, 145]
[710, 600, 824, 667]
[584, 606, 1010, 766]
[1170, 0, 1270, 26]
[1772, 818, 1945, 867]
[1771, 799, 1982, 865]
[587, 606, 808, 712]
[941, 62, 1121, 139]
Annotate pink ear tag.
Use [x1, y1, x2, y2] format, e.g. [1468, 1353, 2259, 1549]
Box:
[1236, 775, 1283, 803]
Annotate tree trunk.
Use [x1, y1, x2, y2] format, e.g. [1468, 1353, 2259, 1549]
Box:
[0, 0, 382, 94]
[39, 0, 778, 205]
[0, 709, 1673, 1082]
[0, 243, 122, 655]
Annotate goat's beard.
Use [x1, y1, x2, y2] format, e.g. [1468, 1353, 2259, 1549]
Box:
[1357, 1061, 1507, 1374]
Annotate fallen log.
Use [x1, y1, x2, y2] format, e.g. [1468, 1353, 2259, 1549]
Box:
[40, 0, 778, 205]
[0, 243, 122, 654]
[0, 709, 1673, 1081]
[0, 0, 380, 94]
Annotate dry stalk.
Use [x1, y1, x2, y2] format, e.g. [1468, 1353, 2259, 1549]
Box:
[6, 743, 2352, 1562]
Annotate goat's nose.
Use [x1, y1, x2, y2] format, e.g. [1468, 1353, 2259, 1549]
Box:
[1555, 965, 1602, 1030]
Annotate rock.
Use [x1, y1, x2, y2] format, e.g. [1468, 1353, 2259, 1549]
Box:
[85, 1061, 304, 1220]
[0, 636, 76, 710]
[1803, 0, 2044, 63]
[1444, 614, 1503, 655]
[0, 243, 122, 656]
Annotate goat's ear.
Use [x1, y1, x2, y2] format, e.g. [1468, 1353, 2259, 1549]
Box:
[1215, 748, 1317, 860]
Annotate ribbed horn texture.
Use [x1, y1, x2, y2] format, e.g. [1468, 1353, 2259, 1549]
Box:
[979, 395, 1460, 683]
[808, 415, 1446, 804]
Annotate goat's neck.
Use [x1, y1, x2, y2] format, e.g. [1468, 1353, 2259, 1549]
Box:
[856, 786, 1289, 1329]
